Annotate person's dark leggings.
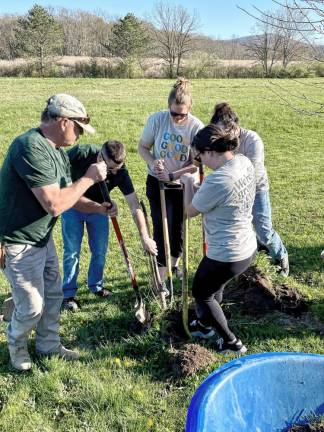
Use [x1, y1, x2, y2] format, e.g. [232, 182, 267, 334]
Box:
[192, 254, 255, 342]
[146, 174, 183, 267]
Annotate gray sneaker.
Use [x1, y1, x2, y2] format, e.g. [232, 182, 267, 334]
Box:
[276, 255, 289, 277]
[9, 345, 32, 371]
[61, 297, 79, 312]
[51, 345, 80, 361]
[37, 345, 80, 361]
[160, 281, 170, 297]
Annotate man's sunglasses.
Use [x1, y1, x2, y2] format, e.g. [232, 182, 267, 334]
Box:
[170, 110, 188, 119]
[68, 116, 90, 124]
[100, 150, 124, 167]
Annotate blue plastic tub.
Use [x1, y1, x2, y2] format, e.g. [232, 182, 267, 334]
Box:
[186, 352, 324, 432]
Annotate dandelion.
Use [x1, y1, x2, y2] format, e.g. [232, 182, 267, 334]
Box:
[146, 418, 154, 429]
[124, 359, 132, 367]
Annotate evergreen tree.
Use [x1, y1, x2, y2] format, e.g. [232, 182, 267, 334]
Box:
[103, 13, 150, 76]
[15, 4, 63, 76]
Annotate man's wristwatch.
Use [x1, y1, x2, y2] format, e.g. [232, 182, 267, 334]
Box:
[169, 172, 174, 181]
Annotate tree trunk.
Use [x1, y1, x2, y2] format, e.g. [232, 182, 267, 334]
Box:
[40, 46, 44, 77]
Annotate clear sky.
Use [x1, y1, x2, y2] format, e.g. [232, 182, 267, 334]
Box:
[0, 0, 278, 40]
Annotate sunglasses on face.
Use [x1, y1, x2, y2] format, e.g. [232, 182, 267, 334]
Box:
[68, 116, 90, 124]
[169, 110, 188, 119]
[69, 119, 84, 135]
[100, 151, 124, 170]
[194, 152, 202, 163]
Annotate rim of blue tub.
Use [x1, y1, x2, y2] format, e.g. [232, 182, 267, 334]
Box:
[186, 351, 324, 432]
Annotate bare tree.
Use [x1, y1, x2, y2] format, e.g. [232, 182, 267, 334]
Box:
[239, 1, 323, 61]
[150, 2, 199, 78]
[275, 8, 307, 67]
[56, 9, 112, 57]
[0, 15, 20, 60]
[238, 1, 324, 114]
[244, 18, 283, 76]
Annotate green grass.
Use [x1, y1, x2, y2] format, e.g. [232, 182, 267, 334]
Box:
[0, 78, 323, 432]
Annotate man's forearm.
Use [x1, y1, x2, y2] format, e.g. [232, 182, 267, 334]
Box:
[132, 208, 149, 240]
[55, 177, 97, 215]
[32, 176, 95, 217]
[73, 196, 105, 214]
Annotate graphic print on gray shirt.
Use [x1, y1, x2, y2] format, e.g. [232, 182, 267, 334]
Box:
[192, 154, 257, 262]
[140, 110, 204, 178]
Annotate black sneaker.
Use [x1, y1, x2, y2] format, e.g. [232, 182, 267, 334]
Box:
[61, 297, 79, 312]
[275, 255, 289, 277]
[172, 266, 183, 281]
[214, 337, 247, 354]
[189, 320, 215, 339]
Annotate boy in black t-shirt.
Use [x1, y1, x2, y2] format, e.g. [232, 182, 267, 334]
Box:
[61, 140, 157, 312]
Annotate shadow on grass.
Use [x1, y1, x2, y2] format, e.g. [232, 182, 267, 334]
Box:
[0, 339, 9, 372]
[70, 282, 324, 383]
[1, 274, 322, 382]
[286, 244, 323, 277]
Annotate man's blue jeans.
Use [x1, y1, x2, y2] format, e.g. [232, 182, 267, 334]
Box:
[62, 209, 109, 299]
[252, 190, 287, 262]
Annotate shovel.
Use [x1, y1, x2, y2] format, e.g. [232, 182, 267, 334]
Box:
[140, 200, 167, 310]
[99, 182, 149, 325]
[159, 181, 174, 306]
[182, 184, 192, 338]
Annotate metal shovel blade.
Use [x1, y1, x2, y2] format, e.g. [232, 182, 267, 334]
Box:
[134, 297, 149, 324]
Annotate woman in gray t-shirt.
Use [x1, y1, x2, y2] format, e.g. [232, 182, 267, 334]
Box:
[186, 124, 257, 354]
[210, 102, 289, 277]
[138, 78, 203, 284]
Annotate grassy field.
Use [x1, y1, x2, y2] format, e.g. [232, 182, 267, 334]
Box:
[0, 78, 323, 432]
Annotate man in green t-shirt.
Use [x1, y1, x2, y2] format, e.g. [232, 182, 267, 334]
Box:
[61, 140, 157, 312]
[0, 94, 112, 371]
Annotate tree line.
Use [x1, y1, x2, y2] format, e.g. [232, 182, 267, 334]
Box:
[0, 2, 322, 78]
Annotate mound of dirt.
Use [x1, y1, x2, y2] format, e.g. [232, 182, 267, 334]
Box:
[169, 343, 215, 378]
[224, 266, 308, 316]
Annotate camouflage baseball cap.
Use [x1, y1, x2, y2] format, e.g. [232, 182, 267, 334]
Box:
[46, 93, 95, 134]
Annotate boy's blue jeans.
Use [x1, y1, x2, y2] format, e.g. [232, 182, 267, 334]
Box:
[252, 191, 287, 261]
[62, 209, 109, 299]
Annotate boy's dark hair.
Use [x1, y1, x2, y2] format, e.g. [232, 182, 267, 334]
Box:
[192, 124, 240, 154]
[102, 140, 126, 164]
[210, 102, 239, 126]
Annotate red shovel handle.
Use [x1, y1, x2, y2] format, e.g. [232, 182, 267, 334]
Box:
[99, 182, 140, 294]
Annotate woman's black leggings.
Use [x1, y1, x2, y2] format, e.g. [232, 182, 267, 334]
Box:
[146, 174, 183, 267]
[192, 254, 255, 341]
